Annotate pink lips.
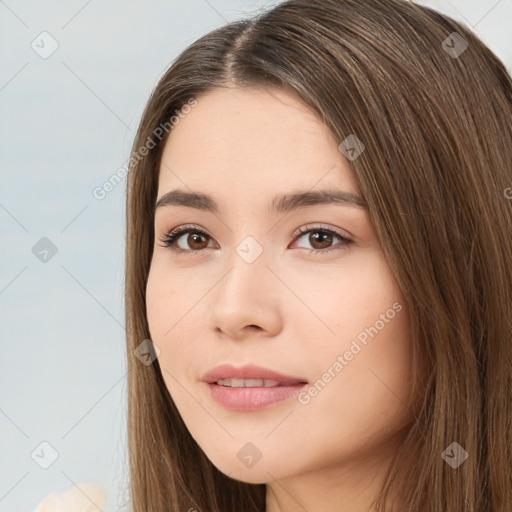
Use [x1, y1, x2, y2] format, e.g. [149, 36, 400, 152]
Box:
[201, 364, 308, 411]
[201, 364, 307, 385]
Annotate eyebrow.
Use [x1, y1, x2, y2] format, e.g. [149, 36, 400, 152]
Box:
[154, 188, 368, 214]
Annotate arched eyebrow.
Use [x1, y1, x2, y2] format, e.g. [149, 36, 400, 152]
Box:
[154, 189, 368, 214]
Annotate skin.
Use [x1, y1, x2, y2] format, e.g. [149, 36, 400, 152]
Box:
[146, 86, 421, 512]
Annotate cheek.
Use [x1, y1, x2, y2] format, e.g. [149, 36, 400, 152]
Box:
[294, 308, 414, 458]
[145, 266, 168, 339]
[145, 259, 191, 338]
[146, 266, 181, 381]
[145, 261, 204, 375]
[284, 249, 401, 338]
[293, 252, 414, 426]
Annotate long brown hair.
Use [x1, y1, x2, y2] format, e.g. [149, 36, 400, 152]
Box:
[124, 1, 512, 510]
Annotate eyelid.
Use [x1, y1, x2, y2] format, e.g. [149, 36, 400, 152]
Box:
[166, 223, 211, 239]
[291, 223, 352, 241]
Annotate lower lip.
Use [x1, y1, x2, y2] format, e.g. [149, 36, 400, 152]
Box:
[206, 382, 307, 411]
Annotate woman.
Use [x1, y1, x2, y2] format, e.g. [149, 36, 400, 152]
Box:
[124, 0, 512, 510]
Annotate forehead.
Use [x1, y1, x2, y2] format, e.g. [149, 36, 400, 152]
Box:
[157, 87, 360, 207]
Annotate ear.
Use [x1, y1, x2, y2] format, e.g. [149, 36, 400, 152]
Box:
[33, 482, 107, 512]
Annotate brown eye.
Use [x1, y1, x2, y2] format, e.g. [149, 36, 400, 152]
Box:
[186, 232, 210, 250]
[308, 231, 334, 250]
[291, 225, 353, 255]
[159, 226, 215, 254]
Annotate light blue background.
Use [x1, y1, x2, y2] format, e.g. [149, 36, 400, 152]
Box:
[1, 1, 511, 511]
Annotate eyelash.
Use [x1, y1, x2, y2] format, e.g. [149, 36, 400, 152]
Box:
[158, 223, 353, 256]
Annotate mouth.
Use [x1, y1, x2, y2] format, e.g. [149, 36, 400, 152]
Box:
[214, 378, 294, 387]
[201, 363, 308, 386]
[201, 364, 308, 411]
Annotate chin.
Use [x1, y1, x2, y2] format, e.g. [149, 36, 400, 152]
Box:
[205, 451, 277, 484]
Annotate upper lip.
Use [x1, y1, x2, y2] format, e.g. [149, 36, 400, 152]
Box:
[201, 364, 308, 385]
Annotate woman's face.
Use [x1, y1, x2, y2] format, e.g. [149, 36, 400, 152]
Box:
[146, 86, 418, 489]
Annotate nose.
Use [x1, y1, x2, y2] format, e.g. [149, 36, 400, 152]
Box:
[207, 239, 283, 340]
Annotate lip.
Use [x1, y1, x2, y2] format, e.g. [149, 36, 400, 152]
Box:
[201, 364, 308, 385]
[201, 364, 308, 411]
